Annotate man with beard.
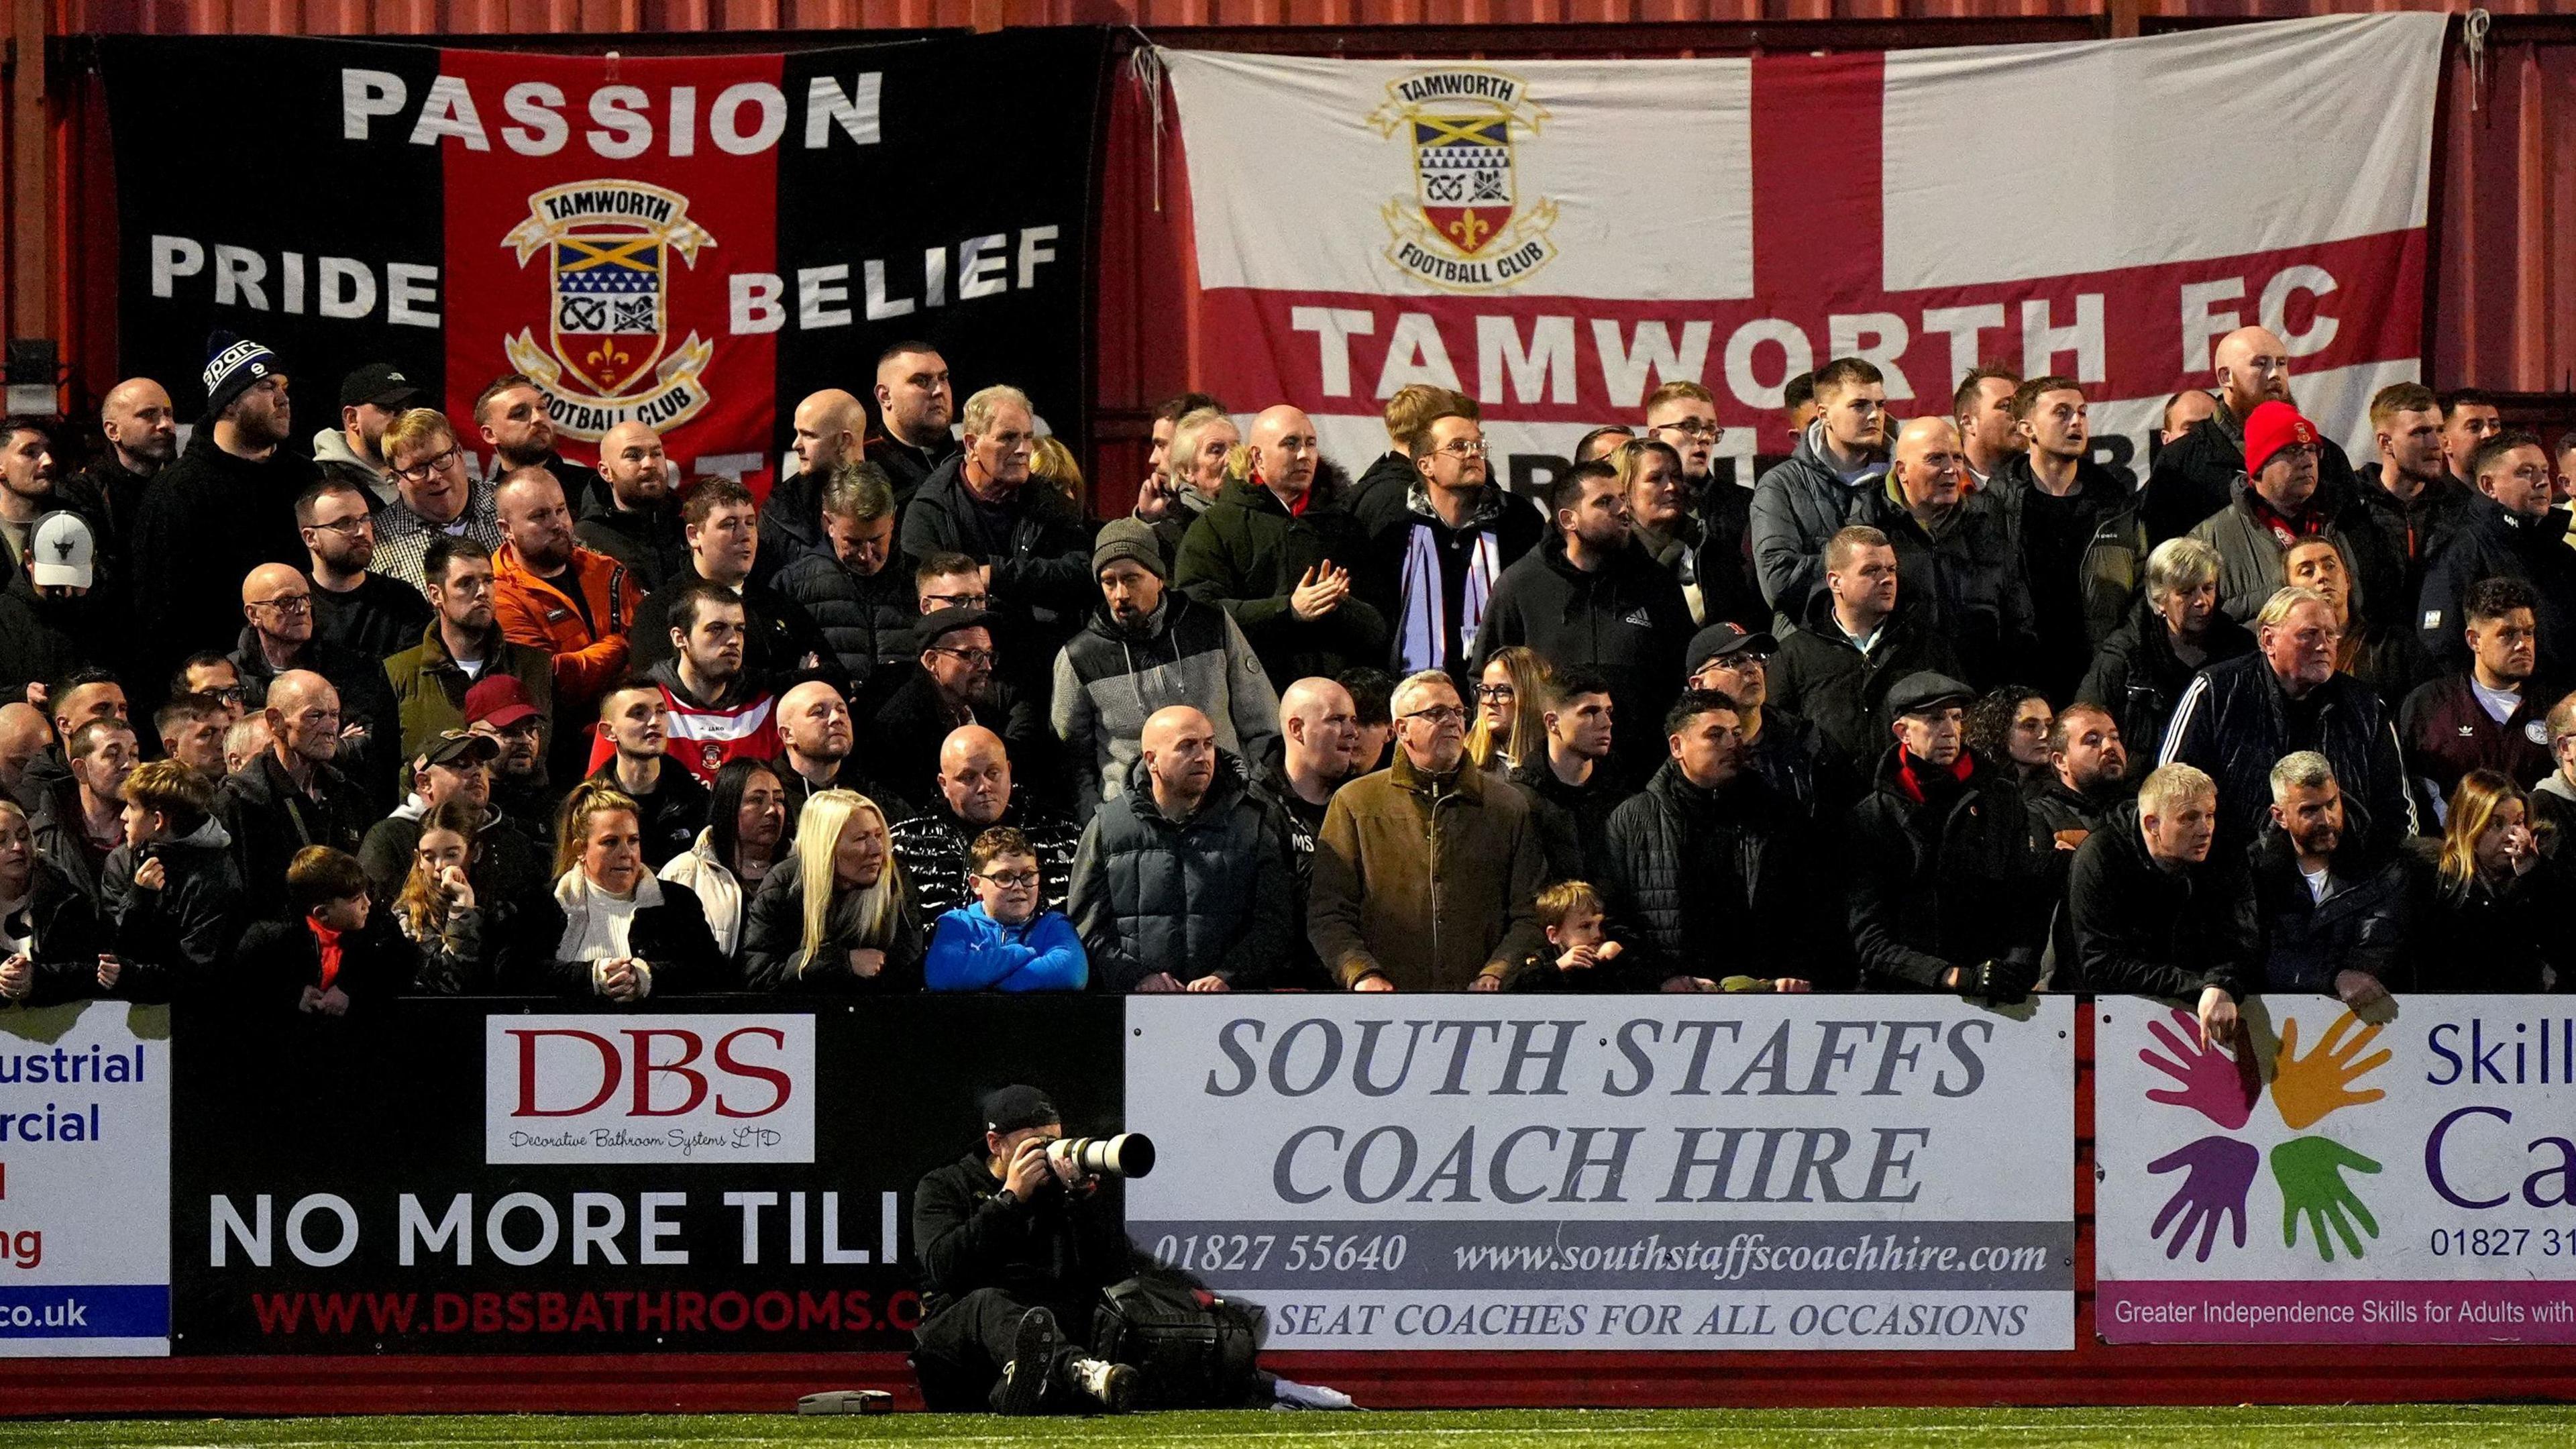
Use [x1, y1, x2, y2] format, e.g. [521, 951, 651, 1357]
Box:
[2250, 751, 2404, 1006]
[465, 676, 556, 850]
[76, 378, 176, 561]
[215, 670, 370, 919]
[155, 694, 229, 777]
[1990, 377, 2133, 700]
[758, 388, 869, 589]
[588, 682, 710, 869]
[474, 373, 600, 515]
[2351, 384, 2472, 629]
[2143, 325, 2359, 543]
[385, 537, 555, 762]
[873, 608, 1046, 808]
[0, 421, 109, 597]
[869, 343, 961, 509]
[135, 333, 316, 667]
[1353, 409, 1544, 681]
[2400, 577, 2553, 814]
[625, 584, 780, 787]
[313, 362, 420, 506]
[1254, 676, 1360, 899]
[1953, 365, 2023, 490]
[2419, 431, 2576, 682]
[2029, 702, 2131, 847]
[1472, 460, 1690, 785]
[1175, 403, 1389, 687]
[357, 729, 547, 911]
[2440, 389, 2506, 491]
[889, 724, 1081, 919]
[32, 716, 138, 909]
[1052, 519, 1277, 819]
[1751, 357, 1893, 620]
[299, 478, 431, 661]
[770, 679, 899, 833]
[576, 421, 690, 590]
[492, 467, 638, 781]
[625, 478, 830, 684]
[372, 409, 504, 594]
[227, 563, 402, 813]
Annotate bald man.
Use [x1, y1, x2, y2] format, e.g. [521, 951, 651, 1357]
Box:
[888, 723, 1082, 921]
[74, 377, 178, 556]
[0, 702, 51, 810]
[1173, 405, 1391, 687]
[771, 678, 898, 831]
[2144, 325, 2360, 545]
[492, 465, 635, 777]
[1069, 704, 1297, 991]
[868, 343, 960, 506]
[217, 668, 372, 917]
[1846, 417, 2035, 690]
[1350, 401, 1547, 678]
[576, 420, 689, 591]
[227, 563, 402, 813]
[756, 389, 871, 590]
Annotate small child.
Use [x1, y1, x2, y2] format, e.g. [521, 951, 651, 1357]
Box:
[238, 847, 410, 1016]
[1507, 880, 1625, 991]
[924, 828, 1087, 993]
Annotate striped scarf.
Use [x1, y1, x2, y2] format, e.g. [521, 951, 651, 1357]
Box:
[1397, 523, 1501, 676]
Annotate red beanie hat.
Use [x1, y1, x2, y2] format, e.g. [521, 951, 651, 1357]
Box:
[2243, 399, 2320, 479]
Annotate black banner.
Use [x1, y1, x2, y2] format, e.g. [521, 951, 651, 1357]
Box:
[170, 998, 1125, 1355]
[100, 32, 1108, 486]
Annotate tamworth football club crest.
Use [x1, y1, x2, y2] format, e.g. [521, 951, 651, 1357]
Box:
[502, 181, 718, 441]
[1366, 70, 1557, 293]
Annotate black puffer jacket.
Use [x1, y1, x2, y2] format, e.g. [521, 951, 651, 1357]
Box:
[1768, 590, 1965, 781]
[773, 540, 920, 706]
[898, 456, 1096, 637]
[2250, 820, 2408, 996]
[2157, 651, 2414, 855]
[1471, 533, 1693, 784]
[1067, 753, 1297, 991]
[1173, 474, 1387, 687]
[2416, 494, 2576, 682]
[2076, 597, 2256, 782]
[1508, 753, 1631, 885]
[102, 819, 249, 1003]
[6, 859, 111, 1008]
[2142, 398, 2359, 545]
[2067, 800, 2258, 1001]
[1849, 480, 2035, 691]
[1599, 761, 1825, 988]
[1844, 748, 2053, 991]
[216, 751, 374, 920]
[888, 792, 1079, 921]
[738, 863, 926, 994]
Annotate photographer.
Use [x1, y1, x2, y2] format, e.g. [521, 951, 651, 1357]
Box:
[911, 1085, 1139, 1415]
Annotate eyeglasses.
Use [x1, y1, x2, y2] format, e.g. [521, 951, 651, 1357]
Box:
[204, 686, 246, 705]
[1434, 439, 1489, 460]
[393, 447, 462, 484]
[308, 515, 374, 537]
[1403, 705, 1468, 727]
[928, 646, 997, 667]
[1653, 420, 1724, 442]
[922, 592, 990, 610]
[977, 869, 1040, 889]
[1472, 684, 1516, 702]
[248, 594, 312, 614]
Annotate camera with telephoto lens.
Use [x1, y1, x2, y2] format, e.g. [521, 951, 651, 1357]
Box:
[1046, 1132, 1157, 1179]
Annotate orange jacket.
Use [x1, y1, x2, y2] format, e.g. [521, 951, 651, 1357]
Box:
[493, 542, 640, 708]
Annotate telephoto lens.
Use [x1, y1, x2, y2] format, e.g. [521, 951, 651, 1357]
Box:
[1048, 1132, 1157, 1179]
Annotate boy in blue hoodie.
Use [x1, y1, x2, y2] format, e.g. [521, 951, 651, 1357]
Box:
[925, 827, 1087, 992]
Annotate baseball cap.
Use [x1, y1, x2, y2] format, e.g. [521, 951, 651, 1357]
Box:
[28, 512, 93, 589]
[914, 606, 1000, 652]
[983, 1084, 1059, 1135]
[1686, 621, 1778, 674]
[339, 362, 423, 412]
[420, 731, 500, 769]
[464, 676, 541, 731]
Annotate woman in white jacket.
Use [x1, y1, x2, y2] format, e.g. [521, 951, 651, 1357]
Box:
[657, 758, 789, 963]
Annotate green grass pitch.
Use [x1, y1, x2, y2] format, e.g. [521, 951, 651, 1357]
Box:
[6, 1408, 2576, 1448]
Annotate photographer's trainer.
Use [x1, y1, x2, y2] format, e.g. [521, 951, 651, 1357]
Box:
[911, 1085, 1139, 1415]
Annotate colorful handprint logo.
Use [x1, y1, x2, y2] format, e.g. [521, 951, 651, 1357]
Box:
[2139, 1008, 2387, 1264]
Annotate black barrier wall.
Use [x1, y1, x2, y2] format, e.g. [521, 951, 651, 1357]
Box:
[169, 998, 1126, 1354]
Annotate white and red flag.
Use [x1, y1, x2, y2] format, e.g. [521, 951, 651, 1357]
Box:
[1161, 13, 2445, 483]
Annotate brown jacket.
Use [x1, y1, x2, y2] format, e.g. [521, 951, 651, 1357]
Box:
[1308, 751, 1546, 990]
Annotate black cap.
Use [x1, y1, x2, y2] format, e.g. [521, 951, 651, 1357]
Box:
[1686, 621, 1778, 674]
[1885, 671, 1976, 719]
[983, 1085, 1059, 1135]
[339, 362, 423, 411]
[419, 731, 500, 769]
[914, 606, 1000, 652]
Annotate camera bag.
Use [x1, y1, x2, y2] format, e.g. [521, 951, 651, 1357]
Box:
[1091, 1273, 1265, 1409]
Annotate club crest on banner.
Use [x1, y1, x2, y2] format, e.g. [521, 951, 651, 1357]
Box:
[1366, 70, 1557, 294]
[501, 181, 718, 441]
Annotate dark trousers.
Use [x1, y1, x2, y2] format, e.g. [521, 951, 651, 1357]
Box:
[912, 1287, 1091, 1412]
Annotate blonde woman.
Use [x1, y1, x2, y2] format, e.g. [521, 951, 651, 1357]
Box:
[529, 779, 722, 1000]
[2416, 770, 2563, 993]
[1465, 646, 1551, 778]
[741, 788, 922, 993]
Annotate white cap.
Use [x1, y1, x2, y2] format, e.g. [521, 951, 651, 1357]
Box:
[30, 511, 93, 589]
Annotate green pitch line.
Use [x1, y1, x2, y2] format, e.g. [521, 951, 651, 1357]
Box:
[7, 1407, 2576, 1449]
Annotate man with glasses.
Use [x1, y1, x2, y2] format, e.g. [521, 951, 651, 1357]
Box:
[1751, 356, 1893, 621]
[1352, 384, 1478, 510]
[901, 384, 1092, 689]
[874, 607, 1046, 809]
[298, 478, 431, 661]
[135, 332, 317, 669]
[2187, 402, 2367, 631]
[2161, 586, 2414, 855]
[385, 537, 555, 764]
[370, 408, 504, 595]
[1309, 669, 1546, 991]
[2144, 325, 2360, 545]
[228, 563, 402, 812]
[1638, 382, 1763, 631]
[1354, 411, 1544, 682]
[2420, 431, 2576, 682]
[215, 669, 370, 918]
[1685, 621, 1835, 817]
